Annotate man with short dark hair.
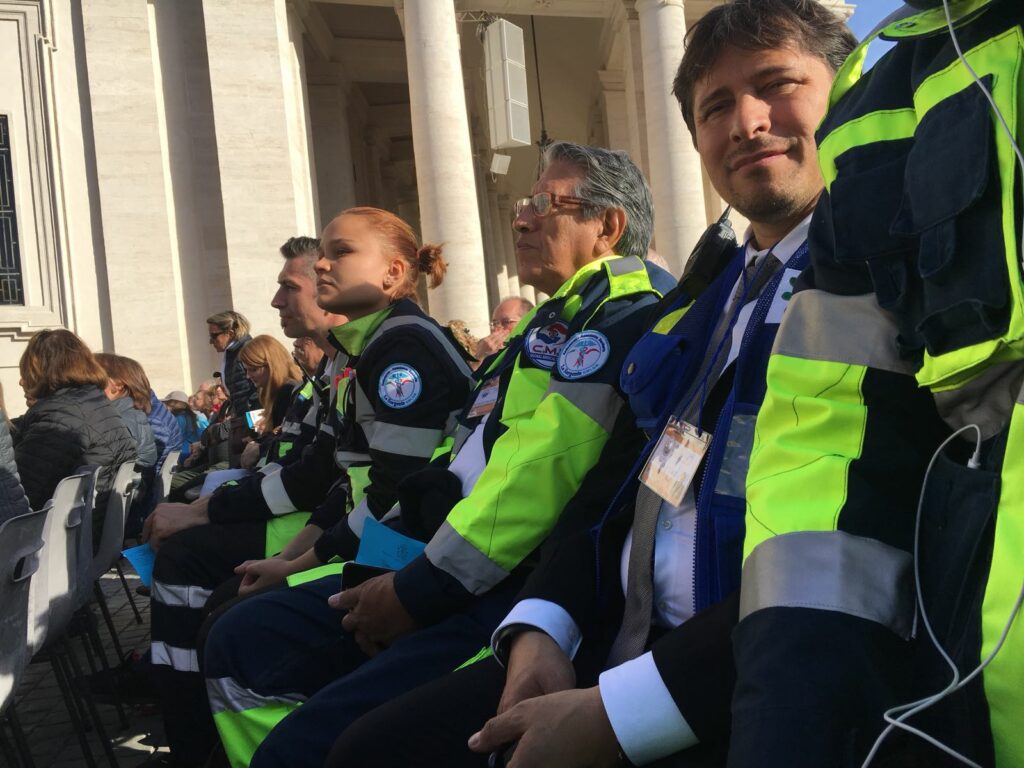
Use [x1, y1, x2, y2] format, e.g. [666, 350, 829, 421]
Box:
[140, 236, 348, 766]
[326, 2, 855, 766]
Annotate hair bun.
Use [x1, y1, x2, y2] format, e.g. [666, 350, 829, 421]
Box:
[416, 244, 448, 288]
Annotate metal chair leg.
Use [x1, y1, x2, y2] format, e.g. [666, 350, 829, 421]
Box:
[115, 562, 143, 625]
[93, 582, 127, 661]
[6, 705, 36, 768]
[50, 647, 98, 768]
[80, 606, 129, 729]
[62, 639, 121, 768]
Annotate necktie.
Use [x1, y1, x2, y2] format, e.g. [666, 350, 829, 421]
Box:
[607, 254, 782, 666]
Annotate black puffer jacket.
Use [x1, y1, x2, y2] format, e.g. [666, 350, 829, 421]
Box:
[222, 335, 260, 414]
[14, 386, 137, 538]
[0, 412, 30, 523]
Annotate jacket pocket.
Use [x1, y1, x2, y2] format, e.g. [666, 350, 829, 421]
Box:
[890, 76, 1011, 356]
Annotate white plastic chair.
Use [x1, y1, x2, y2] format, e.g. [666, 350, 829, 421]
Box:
[0, 507, 48, 767]
[155, 448, 181, 504]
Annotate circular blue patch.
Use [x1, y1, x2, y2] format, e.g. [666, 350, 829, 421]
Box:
[525, 320, 570, 369]
[557, 331, 611, 380]
[378, 364, 422, 409]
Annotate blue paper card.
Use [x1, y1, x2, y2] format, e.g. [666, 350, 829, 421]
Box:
[355, 517, 425, 570]
[122, 542, 156, 587]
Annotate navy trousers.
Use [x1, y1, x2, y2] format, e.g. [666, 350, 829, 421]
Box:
[203, 573, 522, 768]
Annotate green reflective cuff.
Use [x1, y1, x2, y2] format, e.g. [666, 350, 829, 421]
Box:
[213, 705, 299, 768]
[348, 465, 371, 506]
[455, 645, 494, 671]
[285, 561, 344, 588]
[263, 512, 311, 559]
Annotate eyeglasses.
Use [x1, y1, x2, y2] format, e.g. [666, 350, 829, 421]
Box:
[490, 318, 519, 331]
[513, 192, 593, 219]
[209, 330, 230, 341]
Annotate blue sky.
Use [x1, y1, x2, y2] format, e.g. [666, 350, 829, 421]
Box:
[846, 2, 906, 67]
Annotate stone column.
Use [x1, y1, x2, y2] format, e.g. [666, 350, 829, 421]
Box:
[487, 185, 512, 300]
[621, 4, 649, 176]
[598, 70, 631, 153]
[81, 0, 190, 391]
[398, 0, 489, 332]
[202, 0, 317, 337]
[309, 83, 357, 228]
[635, 0, 706, 274]
[497, 196, 521, 298]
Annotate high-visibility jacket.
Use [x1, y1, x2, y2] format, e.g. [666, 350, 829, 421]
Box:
[305, 299, 474, 562]
[393, 255, 675, 624]
[739, 2, 1024, 764]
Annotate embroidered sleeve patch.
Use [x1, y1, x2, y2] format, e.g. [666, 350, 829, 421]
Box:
[556, 331, 611, 380]
[378, 364, 422, 408]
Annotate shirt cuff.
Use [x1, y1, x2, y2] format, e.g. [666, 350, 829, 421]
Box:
[490, 599, 582, 665]
[599, 651, 698, 765]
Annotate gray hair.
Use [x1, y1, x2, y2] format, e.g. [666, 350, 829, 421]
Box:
[541, 141, 654, 258]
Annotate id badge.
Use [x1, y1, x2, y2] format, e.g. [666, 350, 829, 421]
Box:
[467, 378, 500, 419]
[639, 417, 711, 506]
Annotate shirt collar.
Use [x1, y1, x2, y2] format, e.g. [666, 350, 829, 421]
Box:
[741, 214, 812, 268]
[328, 303, 395, 357]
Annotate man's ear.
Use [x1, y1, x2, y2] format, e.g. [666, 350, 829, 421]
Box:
[594, 207, 628, 256]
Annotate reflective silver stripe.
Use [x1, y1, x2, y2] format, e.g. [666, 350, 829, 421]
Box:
[372, 316, 474, 379]
[353, 381, 374, 442]
[335, 451, 371, 466]
[346, 498, 373, 538]
[152, 580, 213, 609]
[151, 641, 199, 672]
[280, 421, 302, 436]
[773, 290, 915, 374]
[206, 676, 306, 715]
[260, 470, 296, 516]
[380, 503, 402, 525]
[258, 462, 283, 477]
[739, 530, 914, 639]
[369, 422, 443, 458]
[317, 423, 335, 437]
[544, 380, 622, 434]
[607, 254, 644, 276]
[425, 520, 510, 595]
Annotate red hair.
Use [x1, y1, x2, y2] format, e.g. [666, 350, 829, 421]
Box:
[341, 207, 446, 302]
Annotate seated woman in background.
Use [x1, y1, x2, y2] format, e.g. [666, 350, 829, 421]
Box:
[95, 353, 158, 471]
[240, 336, 302, 432]
[0, 381, 30, 524]
[163, 390, 209, 461]
[14, 330, 136, 540]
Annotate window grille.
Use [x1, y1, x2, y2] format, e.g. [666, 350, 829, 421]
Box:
[0, 115, 25, 306]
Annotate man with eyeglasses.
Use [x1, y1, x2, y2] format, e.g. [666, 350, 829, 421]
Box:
[200, 140, 676, 768]
[475, 296, 534, 361]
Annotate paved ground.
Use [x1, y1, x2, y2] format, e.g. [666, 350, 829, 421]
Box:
[7, 565, 168, 768]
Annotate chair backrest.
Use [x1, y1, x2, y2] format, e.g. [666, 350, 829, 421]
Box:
[31, 470, 96, 654]
[156, 448, 181, 503]
[90, 460, 137, 582]
[0, 507, 47, 712]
